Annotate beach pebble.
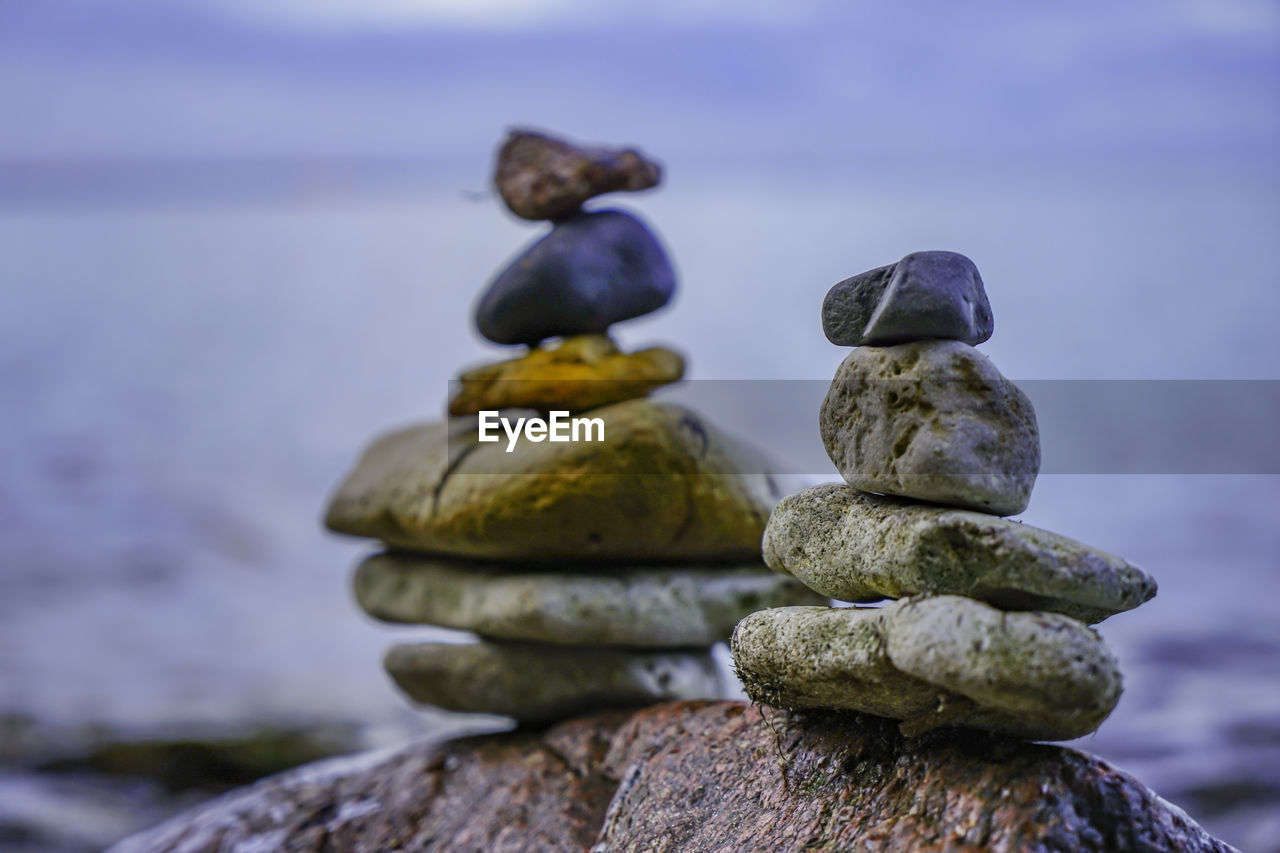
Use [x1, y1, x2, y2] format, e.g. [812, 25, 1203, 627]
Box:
[384, 641, 720, 723]
[475, 209, 675, 346]
[730, 596, 1121, 740]
[355, 553, 826, 647]
[325, 398, 781, 562]
[762, 483, 1156, 623]
[822, 251, 993, 346]
[820, 340, 1040, 515]
[447, 334, 683, 416]
[494, 129, 661, 221]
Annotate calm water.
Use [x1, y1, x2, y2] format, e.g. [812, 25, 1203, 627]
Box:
[1, 168, 1279, 849]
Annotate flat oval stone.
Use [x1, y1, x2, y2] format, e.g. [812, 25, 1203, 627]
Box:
[447, 334, 684, 416]
[762, 483, 1156, 623]
[354, 553, 826, 647]
[820, 340, 1040, 515]
[384, 641, 720, 723]
[822, 251, 993, 346]
[324, 399, 781, 562]
[730, 597, 1121, 741]
[475, 209, 676, 346]
[494, 129, 662, 221]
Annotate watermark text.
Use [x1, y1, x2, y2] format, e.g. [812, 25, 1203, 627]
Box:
[478, 410, 605, 452]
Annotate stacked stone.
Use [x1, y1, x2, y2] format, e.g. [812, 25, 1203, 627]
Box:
[731, 252, 1158, 741]
[325, 130, 823, 726]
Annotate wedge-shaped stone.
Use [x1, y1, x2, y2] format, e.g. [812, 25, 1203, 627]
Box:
[384, 642, 719, 723]
[820, 340, 1040, 515]
[822, 251, 994, 346]
[356, 553, 825, 646]
[325, 399, 780, 562]
[762, 483, 1155, 623]
[730, 597, 1121, 741]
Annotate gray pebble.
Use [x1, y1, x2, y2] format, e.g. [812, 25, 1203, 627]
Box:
[384, 642, 721, 723]
[820, 340, 1040, 515]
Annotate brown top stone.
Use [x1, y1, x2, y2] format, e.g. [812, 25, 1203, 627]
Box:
[494, 129, 662, 221]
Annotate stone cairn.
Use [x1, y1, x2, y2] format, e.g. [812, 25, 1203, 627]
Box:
[324, 129, 823, 725]
[731, 252, 1159, 740]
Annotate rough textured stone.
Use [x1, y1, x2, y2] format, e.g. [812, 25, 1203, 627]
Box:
[822, 250, 994, 346]
[494, 129, 661, 221]
[820, 340, 1040, 515]
[324, 398, 781, 562]
[110, 702, 1235, 853]
[730, 597, 1121, 740]
[383, 642, 720, 723]
[763, 483, 1156, 623]
[475, 209, 675, 346]
[447, 334, 683, 416]
[355, 553, 826, 647]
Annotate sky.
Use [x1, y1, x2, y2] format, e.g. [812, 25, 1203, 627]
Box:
[1, 0, 1277, 176]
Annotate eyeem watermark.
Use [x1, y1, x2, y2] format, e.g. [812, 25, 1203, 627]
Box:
[478, 410, 605, 452]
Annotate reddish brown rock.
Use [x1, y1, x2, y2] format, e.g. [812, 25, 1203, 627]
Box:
[494, 129, 662, 221]
[110, 702, 1233, 853]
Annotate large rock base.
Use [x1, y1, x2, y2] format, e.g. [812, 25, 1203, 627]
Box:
[110, 702, 1234, 853]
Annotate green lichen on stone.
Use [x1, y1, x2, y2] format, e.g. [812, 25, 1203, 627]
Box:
[763, 483, 1156, 623]
[731, 596, 1122, 741]
[324, 398, 780, 561]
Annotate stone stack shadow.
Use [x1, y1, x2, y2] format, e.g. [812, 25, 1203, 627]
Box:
[731, 252, 1158, 740]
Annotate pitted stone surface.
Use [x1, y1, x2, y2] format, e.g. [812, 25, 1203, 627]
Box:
[820, 340, 1040, 515]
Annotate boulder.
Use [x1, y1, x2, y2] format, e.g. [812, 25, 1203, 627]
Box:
[383, 642, 720, 723]
[110, 702, 1235, 853]
[447, 334, 683, 416]
[324, 398, 781, 562]
[474, 209, 675, 346]
[820, 340, 1040, 515]
[762, 483, 1156, 622]
[494, 129, 661, 221]
[730, 597, 1121, 740]
[355, 552, 825, 646]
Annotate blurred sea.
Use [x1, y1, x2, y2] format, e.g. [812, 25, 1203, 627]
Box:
[1, 164, 1279, 850]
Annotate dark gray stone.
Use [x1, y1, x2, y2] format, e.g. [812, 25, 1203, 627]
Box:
[822, 250, 993, 346]
[475, 209, 676, 346]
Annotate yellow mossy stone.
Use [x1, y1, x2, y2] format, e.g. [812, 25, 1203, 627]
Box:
[447, 334, 684, 416]
[324, 398, 781, 562]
